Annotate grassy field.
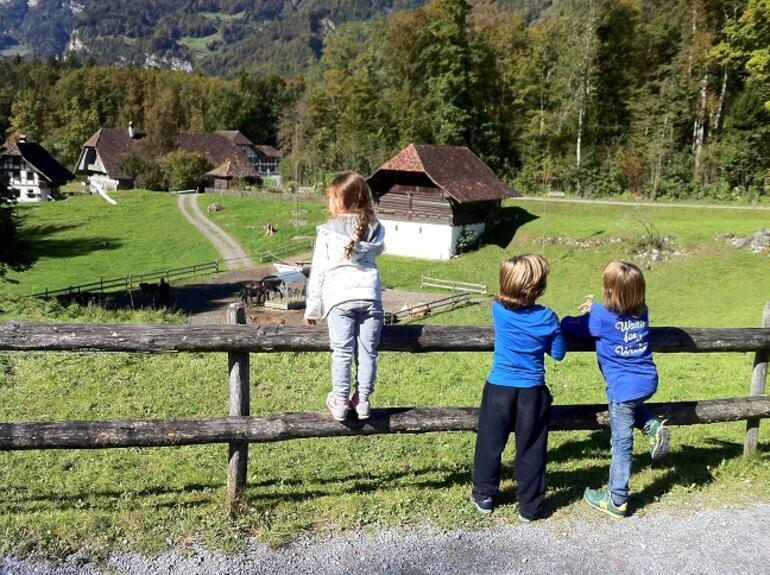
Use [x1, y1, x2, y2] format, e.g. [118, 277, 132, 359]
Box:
[200, 193, 327, 257]
[3, 191, 218, 297]
[0, 198, 768, 560]
[179, 34, 221, 56]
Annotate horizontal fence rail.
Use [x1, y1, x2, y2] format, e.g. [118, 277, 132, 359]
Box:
[258, 239, 314, 263]
[387, 292, 474, 324]
[205, 188, 327, 203]
[1, 322, 769, 354]
[28, 261, 220, 299]
[2, 397, 768, 451]
[421, 276, 487, 295]
[2, 301, 768, 511]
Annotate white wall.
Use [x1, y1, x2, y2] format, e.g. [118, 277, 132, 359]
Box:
[88, 174, 120, 194]
[380, 219, 487, 260]
[8, 165, 50, 203]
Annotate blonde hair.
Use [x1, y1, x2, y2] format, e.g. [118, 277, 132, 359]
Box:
[496, 254, 550, 309]
[328, 171, 376, 259]
[603, 261, 646, 317]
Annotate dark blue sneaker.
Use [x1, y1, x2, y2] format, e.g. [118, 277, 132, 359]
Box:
[470, 494, 494, 514]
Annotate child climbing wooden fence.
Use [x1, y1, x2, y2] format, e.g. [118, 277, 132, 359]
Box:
[0, 301, 767, 512]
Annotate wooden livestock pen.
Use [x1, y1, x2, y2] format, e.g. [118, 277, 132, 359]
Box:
[0, 302, 768, 512]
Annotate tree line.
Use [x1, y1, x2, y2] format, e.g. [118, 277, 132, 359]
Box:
[283, 0, 769, 200]
[0, 58, 294, 169]
[1, 0, 769, 201]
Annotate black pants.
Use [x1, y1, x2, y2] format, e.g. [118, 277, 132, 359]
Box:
[471, 382, 552, 520]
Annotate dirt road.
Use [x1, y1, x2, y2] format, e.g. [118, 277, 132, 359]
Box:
[177, 193, 256, 270]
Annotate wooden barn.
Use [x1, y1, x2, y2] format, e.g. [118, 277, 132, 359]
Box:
[367, 144, 517, 260]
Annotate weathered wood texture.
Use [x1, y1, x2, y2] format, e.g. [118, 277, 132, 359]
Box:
[744, 302, 770, 456]
[1, 322, 769, 354]
[226, 303, 249, 510]
[2, 397, 768, 451]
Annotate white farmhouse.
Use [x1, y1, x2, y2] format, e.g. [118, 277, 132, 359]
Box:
[0, 136, 74, 203]
[367, 144, 517, 260]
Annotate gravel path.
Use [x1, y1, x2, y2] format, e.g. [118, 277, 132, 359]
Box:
[177, 193, 256, 270]
[2, 504, 767, 575]
[516, 196, 770, 211]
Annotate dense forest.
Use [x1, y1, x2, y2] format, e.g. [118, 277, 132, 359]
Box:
[284, 0, 770, 200]
[1, 0, 769, 200]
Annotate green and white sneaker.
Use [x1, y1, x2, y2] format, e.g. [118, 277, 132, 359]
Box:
[647, 419, 671, 460]
[583, 488, 627, 518]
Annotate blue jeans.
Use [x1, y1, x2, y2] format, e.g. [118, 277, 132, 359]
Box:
[327, 300, 383, 402]
[608, 397, 654, 505]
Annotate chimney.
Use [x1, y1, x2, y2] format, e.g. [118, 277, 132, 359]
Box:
[128, 121, 134, 139]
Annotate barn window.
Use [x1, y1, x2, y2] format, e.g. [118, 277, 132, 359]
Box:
[395, 224, 399, 231]
[418, 227, 423, 234]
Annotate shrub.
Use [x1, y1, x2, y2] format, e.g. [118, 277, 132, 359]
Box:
[160, 150, 212, 191]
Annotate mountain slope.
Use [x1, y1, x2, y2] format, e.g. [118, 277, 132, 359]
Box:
[0, 0, 555, 74]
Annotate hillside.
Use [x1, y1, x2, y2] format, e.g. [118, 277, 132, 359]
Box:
[1, 197, 768, 557]
[0, 0, 553, 74]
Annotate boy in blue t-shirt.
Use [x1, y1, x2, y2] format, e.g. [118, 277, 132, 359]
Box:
[471, 254, 566, 521]
[561, 261, 671, 518]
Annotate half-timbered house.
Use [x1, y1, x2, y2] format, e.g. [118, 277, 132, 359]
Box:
[1, 136, 73, 203]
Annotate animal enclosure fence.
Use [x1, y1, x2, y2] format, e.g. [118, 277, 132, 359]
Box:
[0, 301, 768, 512]
[421, 276, 487, 295]
[27, 261, 221, 299]
[385, 292, 475, 325]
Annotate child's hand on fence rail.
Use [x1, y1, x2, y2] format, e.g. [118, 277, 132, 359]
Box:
[578, 295, 594, 315]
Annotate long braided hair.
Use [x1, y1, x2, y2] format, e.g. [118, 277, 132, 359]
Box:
[328, 171, 376, 259]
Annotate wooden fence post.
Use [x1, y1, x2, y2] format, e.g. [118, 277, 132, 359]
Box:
[226, 303, 250, 510]
[744, 301, 770, 456]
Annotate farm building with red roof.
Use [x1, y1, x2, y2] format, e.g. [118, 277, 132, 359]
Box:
[75, 125, 272, 193]
[367, 144, 517, 260]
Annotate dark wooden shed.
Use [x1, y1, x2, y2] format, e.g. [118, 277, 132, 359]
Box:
[366, 144, 517, 259]
[367, 144, 516, 225]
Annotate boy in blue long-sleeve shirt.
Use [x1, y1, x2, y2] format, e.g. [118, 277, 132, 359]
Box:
[471, 254, 566, 521]
[561, 261, 671, 518]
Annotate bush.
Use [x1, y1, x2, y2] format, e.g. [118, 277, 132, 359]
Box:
[135, 161, 166, 191]
[160, 150, 212, 191]
[455, 228, 478, 254]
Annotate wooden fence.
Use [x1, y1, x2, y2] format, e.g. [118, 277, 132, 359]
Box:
[421, 276, 487, 295]
[28, 261, 221, 299]
[0, 301, 768, 512]
[258, 239, 314, 263]
[385, 292, 474, 325]
[204, 187, 327, 204]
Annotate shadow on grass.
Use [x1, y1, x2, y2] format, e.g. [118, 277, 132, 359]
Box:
[1, 481, 221, 514]
[486, 206, 539, 249]
[534, 433, 748, 518]
[246, 432, 758, 519]
[16, 223, 123, 262]
[4, 435, 762, 520]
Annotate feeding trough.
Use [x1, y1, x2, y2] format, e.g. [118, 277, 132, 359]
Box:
[261, 265, 308, 310]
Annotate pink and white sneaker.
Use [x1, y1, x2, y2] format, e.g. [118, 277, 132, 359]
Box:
[350, 393, 371, 420]
[326, 392, 349, 422]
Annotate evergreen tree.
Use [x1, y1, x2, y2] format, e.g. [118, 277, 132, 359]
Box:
[420, 0, 472, 145]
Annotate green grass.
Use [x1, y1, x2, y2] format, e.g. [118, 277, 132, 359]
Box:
[3, 191, 218, 297]
[179, 33, 221, 55]
[0, 199, 768, 560]
[200, 10, 244, 21]
[200, 193, 327, 257]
